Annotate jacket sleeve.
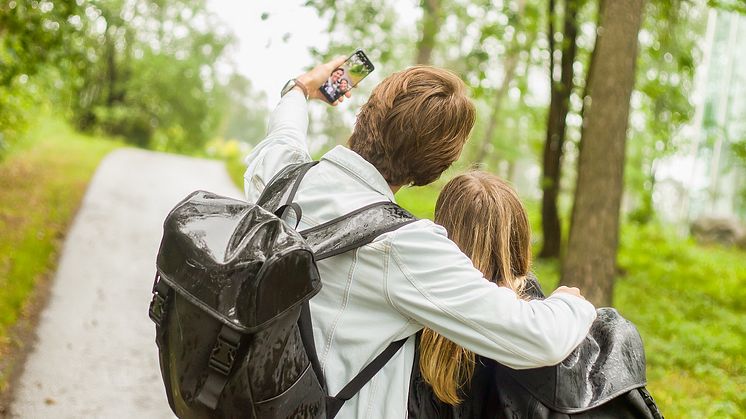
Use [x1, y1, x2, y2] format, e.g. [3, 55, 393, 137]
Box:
[385, 220, 597, 369]
[243, 89, 312, 202]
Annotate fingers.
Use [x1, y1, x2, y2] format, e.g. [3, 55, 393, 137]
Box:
[327, 55, 347, 69]
[552, 285, 585, 300]
[329, 90, 352, 106]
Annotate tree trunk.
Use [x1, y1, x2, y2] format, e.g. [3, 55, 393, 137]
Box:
[539, 0, 580, 259]
[105, 27, 118, 107]
[415, 0, 441, 64]
[561, 0, 644, 306]
[475, 0, 528, 164]
[475, 53, 519, 163]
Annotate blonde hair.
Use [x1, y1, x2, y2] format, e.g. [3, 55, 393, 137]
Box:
[420, 171, 532, 405]
[348, 66, 476, 187]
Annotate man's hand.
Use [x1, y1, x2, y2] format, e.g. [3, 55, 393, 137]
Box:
[296, 56, 353, 106]
[550, 286, 587, 300]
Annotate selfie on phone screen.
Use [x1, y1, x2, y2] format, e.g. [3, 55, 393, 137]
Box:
[320, 50, 374, 103]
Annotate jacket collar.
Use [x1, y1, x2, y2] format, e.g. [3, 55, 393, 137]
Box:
[321, 145, 396, 202]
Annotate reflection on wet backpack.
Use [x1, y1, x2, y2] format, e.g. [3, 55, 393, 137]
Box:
[148, 162, 415, 418]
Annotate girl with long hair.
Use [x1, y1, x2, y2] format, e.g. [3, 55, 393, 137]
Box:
[411, 170, 545, 415]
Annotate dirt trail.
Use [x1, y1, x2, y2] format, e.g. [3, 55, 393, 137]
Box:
[9, 148, 242, 419]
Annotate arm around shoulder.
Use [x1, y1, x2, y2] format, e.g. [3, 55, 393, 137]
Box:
[383, 221, 596, 369]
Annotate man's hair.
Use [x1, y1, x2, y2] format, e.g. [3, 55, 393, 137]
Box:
[348, 66, 476, 186]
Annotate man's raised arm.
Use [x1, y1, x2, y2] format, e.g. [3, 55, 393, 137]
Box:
[244, 56, 351, 201]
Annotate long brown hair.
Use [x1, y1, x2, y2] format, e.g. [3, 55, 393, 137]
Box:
[419, 171, 532, 405]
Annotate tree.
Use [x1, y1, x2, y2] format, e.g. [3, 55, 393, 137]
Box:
[0, 0, 84, 149]
[473, 0, 528, 165]
[561, 0, 645, 306]
[415, 0, 442, 64]
[538, 0, 582, 258]
[70, 0, 232, 151]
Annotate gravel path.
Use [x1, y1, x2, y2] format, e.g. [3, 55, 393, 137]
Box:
[9, 148, 242, 419]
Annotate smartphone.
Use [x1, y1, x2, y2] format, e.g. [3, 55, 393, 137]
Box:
[319, 50, 375, 103]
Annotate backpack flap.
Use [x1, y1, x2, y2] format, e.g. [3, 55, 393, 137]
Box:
[500, 307, 648, 413]
[156, 190, 322, 332]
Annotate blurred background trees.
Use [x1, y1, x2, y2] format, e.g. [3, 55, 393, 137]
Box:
[2, 0, 742, 304]
[302, 0, 744, 304]
[0, 0, 266, 153]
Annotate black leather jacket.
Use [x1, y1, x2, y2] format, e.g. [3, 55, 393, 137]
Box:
[407, 275, 546, 418]
[407, 276, 657, 419]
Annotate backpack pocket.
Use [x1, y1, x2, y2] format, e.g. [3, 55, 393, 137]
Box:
[254, 362, 325, 418]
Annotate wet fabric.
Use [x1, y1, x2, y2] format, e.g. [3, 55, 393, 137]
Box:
[150, 162, 417, 418]
[408, 280, 664, 418]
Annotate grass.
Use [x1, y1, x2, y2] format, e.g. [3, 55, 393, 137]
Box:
[228, 157, 745, 417]
[0, 117, 120, 390]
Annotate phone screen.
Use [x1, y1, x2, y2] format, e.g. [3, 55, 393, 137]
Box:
[319, 50, 375, 103]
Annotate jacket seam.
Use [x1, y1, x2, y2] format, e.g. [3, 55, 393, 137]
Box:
[378, 240, 410, 319]
[365, 373, 379, 418]
[319, 249, 359, 376]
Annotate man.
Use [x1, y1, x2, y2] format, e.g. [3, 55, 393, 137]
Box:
[244, 57, 596, 418]
[322, 66, 345, 97]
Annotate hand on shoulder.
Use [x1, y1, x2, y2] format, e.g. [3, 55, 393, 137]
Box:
[551, 285, 587, 300]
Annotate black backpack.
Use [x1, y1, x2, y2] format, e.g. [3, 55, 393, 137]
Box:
[148, 161, 416, 418]
[408, 306, 665, 419]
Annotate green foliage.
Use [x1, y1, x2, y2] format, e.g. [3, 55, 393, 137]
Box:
[708, 0, 746, 14]
[67, 0, 234, 152]
[0, 116, 120, 388]
[2, 0, 266, 155]
[625, 0, 704, 223]
[205, 137, 250, 188]
[616, 224, 746, 417]
[396, 184, 442, 220]
[0, 0, 83, 85]
[0, 0, 85, 150]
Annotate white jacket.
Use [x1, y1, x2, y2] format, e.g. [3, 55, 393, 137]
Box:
[244, 90, 597, 418]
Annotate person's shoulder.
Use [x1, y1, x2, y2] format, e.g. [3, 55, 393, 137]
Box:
[382, 218, 462, 260]
[387, 218, 448, 240]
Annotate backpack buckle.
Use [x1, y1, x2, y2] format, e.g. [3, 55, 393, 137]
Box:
[209, 327, 241, 375]
[149, 294, 165, 325]
[149, 274, 171, 326]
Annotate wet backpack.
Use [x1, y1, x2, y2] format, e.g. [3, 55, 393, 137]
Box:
[148, 162, 416, 418]
[408, 306, 664, 419]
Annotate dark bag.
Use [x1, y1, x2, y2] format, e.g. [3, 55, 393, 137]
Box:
[149, 162, 416, 418]
[409, 294, 664, 418]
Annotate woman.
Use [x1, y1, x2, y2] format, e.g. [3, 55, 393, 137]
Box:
[409, 170, 545, 417]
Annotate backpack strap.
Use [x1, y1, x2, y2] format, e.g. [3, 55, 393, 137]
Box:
[301, 201, 417, 260]
[256, 161, 319, 213]
[261, 162, 417, 418]
[298, 203, 416, 418]
[325, 338, 408, 418]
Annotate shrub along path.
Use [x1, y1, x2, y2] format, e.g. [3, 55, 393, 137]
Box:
[8, 148, 241, 418]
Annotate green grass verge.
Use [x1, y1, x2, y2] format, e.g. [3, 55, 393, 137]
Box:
[0, 117, 120, 389]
